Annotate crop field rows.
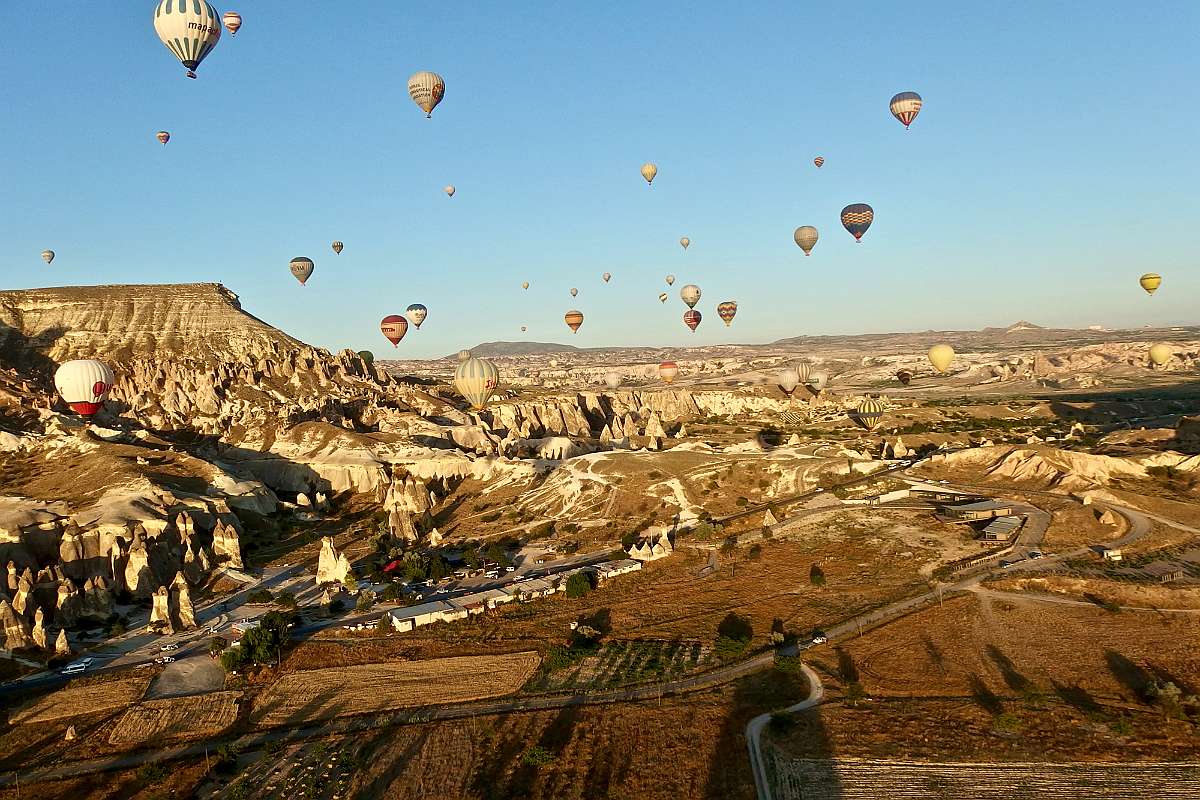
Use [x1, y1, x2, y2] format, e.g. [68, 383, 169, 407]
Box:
[220, 739, 359, 800]
[10, 675, 152, 725]
[532, 639, 711, 692]
[108, 691, 241, 747]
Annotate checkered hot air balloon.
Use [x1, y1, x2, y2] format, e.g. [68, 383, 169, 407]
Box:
[840, 204, 873, 242]
[889, 92, 923, 129]
[794, 226, 818, 256]
[855, 398, 886, 431]
[154, 0, 222, 79]
[380, 314, 408, 346]
[683, 309, 702, 332]
[717, 301, 737, 327]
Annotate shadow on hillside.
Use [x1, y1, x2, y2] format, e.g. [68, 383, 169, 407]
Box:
[0, 320, 66, 378]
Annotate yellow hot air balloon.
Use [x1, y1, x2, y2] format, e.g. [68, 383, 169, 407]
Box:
[855, 398, 886, 431]
[680, 237, 690, 250]
[1148, 343, 1172, 366]
[522, 281, 530, 290]
[794, 226, 818, 256]
[1139, 273, 1162, 295]
[408, 71, 446, 118]
[640, 163, 657, 185]
[927, 344, 955, 373]
[454, 356, 501, 410]
[564, 310, 584, 333]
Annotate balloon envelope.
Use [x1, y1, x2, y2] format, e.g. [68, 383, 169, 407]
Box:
[454, 356, 500, 410]
[1149, 343, 1172, 366]
[41, 250, 54, 265]
[406, 303, 428, 329]
[680, 237, 690, 250]
[1140, 273, 1162, 295]
[717, 301, 737, 327]
[289, 257, 314, 285]
[658, 292, 668, 303]
[665, 274, 675, 286]
[565, 310, 584, 333]
[659, 361, 679, 384]
[156, 130, 170, 145]
[640, 163, 657, 184]
[680, 284, 701, 308]
[570, 288, 578, 297]
[408, 71, 446, 117]
[331, 241, 343, 255]
[604, 372, 621, 390]
[153, 0, 221, 78]
[522, 281, 529, 290]
[222, 11, 241, 35]
[794, 226, 818, 256]
[928, 344, 955, 373]
[444, 185, 455, 197]
[840, 204, 874, 242]
[54, 360, 114, 419]
[855, 398, 886, 430]
[777, 369, 799, 395]
[380, 314, 409, 346]
[810, 370, 829, 391]
[889, 91, 923, 128]
[896, 369, 913, 386]
[813, 156, 824, 168]
[602, 272, 611, 283]
[683, 310, 702, 332]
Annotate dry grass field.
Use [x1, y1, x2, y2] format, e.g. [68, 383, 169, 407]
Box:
[251, 651, 540, 728]
[107, 691, 241, 747]
[9, 674, 151, 724]
[1042, 499, 1118, 549]
[991, 575, 1200, 610]
[774, 594, 1200, 763]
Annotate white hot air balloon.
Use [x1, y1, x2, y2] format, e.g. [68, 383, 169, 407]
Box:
[54, 360, 115, 420]
[454, 356, 500, 410]
[680, 284, 701, 309]
[794, 226, 819, 256]
[153, 0, 222, 79]
[604, 372, 621, 390]
[408, 71, 446, 117]
[810, 370, 830, 392]
[665, 274, 675, 286]
[777, 368, 800, 396]
[444, 185, 455, 197]
[602, 272, 612, 283]
[41, 250, 55, 265]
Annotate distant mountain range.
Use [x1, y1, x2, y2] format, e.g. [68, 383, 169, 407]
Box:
[453, 341, 582, 358]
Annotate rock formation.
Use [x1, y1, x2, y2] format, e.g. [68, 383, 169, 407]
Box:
[31, 607, 48, 649]
[1, 598, 31, 649]
[211, 520, 243, 570]
[149, 586, 174, 634]
[55, 628, 71, 657]
[317, 536, 352, 586]
[170, 571, 196, 630]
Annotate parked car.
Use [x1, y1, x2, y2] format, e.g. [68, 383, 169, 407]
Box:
[810, 630, 828, 645]
[1028, 551, 1044, 559]
[505, 566, 516, 572]
[61, 663, 86, 675]
[159, 643, 180, 652]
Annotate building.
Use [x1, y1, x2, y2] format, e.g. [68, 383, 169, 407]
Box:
[1144, 561, 1185, 583]
[231, 618, 260, 635]
[1101, 547, 1123, 562]
[388, 600, 467, 633]
[936, 499, 1016, 523]
[908, 482, 977, 503]
[979, 515, 1023, 542]
[628, 530, 673, 562]
[591, 559, 643, 581]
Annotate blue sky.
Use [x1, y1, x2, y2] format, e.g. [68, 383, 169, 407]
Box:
[1, 1, 1197, 358]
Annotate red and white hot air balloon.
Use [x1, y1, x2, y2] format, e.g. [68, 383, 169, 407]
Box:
[222, 11, 241, 36]
[54, 360, 114, 420]
[813, 156, 824, 168]
[380, 315, 409, 346]
[683, 309, 702, 332]
[659, 361, 679, 384]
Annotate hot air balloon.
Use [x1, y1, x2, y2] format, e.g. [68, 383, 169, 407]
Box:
[855, 398, 886, 431]
[41, 250, 54, 265]
[665, 274, 675, 286]
[406, 304, 428, 329]
[358, 350, 374, 365]
[777, 369, 800, 396]
[1149, 343, 1172, 366]
[289, 257, 314, 286]
[1140, 273, 1162, 295]
[927, 344, 955, 373]
[454, 356, 500, 410]
[380, 315, 409, 346]
[54, 360, 114, 420]
[659, 361, 679, 384]
[565, 310, 584, 333]
[896, 369, 913, 386]
[604, 372, 621, 390]
[840, 204, 874, 242]
[153, 0, 221, 79]
[408, 71, 446, 118]
[444, 185, 455, 197]
[602, 272, 612, 283]
[156, 130, 170, 145]
[222, 10, 241, 36]
[794, 363, 812, 386]
[683, 310, 702, 332]
[570, 287, 578, 298]
[680, 237, 690, 250]
[331, 241, 344, 255]
[457, 350, 472, 362]
[522, 281, 530, 290]
[794, 226, 818, 256]
[717, 301, 737, 327]
[889, 91, 923, 129]
[640, 163, 657, 185]
[549, 359, 559, 368]
[680, 284, 701, 309]
[810, 370, 829, 392]
[658, 292, 669, 303]
[813, 156, 824, 168]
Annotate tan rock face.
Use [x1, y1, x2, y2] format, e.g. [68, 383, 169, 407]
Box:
[149, 586, 174, 634]
[1, 599, 31, 649]
[170, 572, 195, 630]
[31, 607, 48, 649]
[317, 536, 352, 586]
[55, 627, 71, 656]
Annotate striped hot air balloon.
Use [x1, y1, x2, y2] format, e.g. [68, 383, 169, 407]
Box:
[454, 356, 501, 410]
[289, 257, 314, 285]
[41, 250, 55, 265]
[889, 92, 923, 129]
[54, 360, 114, 420]
[683, 309, 702, 332]
[380, 314, 408, 346]
[408, 71, 446, 117]
[153, 0, 222, 79]
[855, 398, 886, 431]
[658, 292, 668, 303]
[896, 369, 913, 386]
[813, 156, 824, 168]
[795, 362, 812, 386]
[840, 204, 873, 242]
[1140, 273, 1162, 295]
[156, 130, 170, 145]
[717, 301, 737, 327]
[565, 310, 584, 333]
[406, 304, 428, 329]
[331, 241, 343, 255]
[659, 361, 679, 384]
[222, 11, 242, 36]
[794, 226, 818, 256]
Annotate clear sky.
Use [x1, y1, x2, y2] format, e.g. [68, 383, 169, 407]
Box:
[2, 1, 1197, 358]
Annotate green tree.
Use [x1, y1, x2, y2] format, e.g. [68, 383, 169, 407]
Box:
[809, 563, 826, 587]
[522, 745, 555, 767]
[275, 591, 297, 609]
[356, 591, 376, 613]
[565, 573, 593, 598]
[342, 573, 358, 593]
[247, 587, 274, 604]
[209, 637, 227, 657]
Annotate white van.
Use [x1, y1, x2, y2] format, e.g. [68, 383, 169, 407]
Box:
[61, 663, 86, 675]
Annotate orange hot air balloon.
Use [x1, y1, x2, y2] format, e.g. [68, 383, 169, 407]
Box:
[380, 315, 409, 347]
[564, 310, 584, 333]
[716, 301, 737, 327]
[683, 309, 702, 332]
[659, 361, 679, 384]
[156, 130, 171, 145]
[813, 156, 824, 168]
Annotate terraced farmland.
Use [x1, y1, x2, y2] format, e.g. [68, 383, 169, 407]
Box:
[10, 675, 151, 724]
[108, 691, 241, 747]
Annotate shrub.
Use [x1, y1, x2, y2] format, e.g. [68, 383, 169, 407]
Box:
[809, 564, 826, 587]
[844, 682, 868, 705]
[355, 591, 376, 613]
[275, 591, 297, 609]
[992, 711, 1023, 733]
[748, 544, 763, 561]
[137, 763, 169, 783]
[774, 653, 804, 675]
[329, 599, 346, 614]
[522, 745, 555, 767]
[565, 573, 593, 598]
[247, 588, 274, 604]
[735, 496, 749, 507]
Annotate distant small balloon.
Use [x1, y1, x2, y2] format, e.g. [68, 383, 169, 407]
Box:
[289, 257, 314, 286]
[570, 287, 578, 297]
[1139, 273, 1162, 295]
[604, 372, 621, 390]
[602, 272, 611, 283]
[659, 361, 679, 384]
[665, 274, 675, 286]
[889, 91, 923, 129]
[927, 344, 955, 373]
[41, 250, 55, 265]
[520, 326, 527, 332]
[683, 309, 702, 332]
[896, 369, 913, 386]
[658, 292, 668, 303]
[222, 11, 241, 36]
[444, 185, 455, 197]
[522, 281, 530, 290]
[1148, 343, 1172, 366]
[641, 163, 657, 185]
[813, 156, 824, 168]
[794, 226, 819, 256]
[564, 310, 584, 333]
[716, 301, 737, 327]
[331, 241, 344, 255]
[156, 130, 171, 145]
[680, 237, 690, 250]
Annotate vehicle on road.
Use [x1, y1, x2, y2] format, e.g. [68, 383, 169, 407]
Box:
[60, 663, 86, 675]
[810, 630, 828, 645]
[154, 656, 176, 664]
[505, 566, 516, 572]
[1028, 550, 1043, 559]
[1000, 558, 1024, 569]
[160, 643, 180, 652]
